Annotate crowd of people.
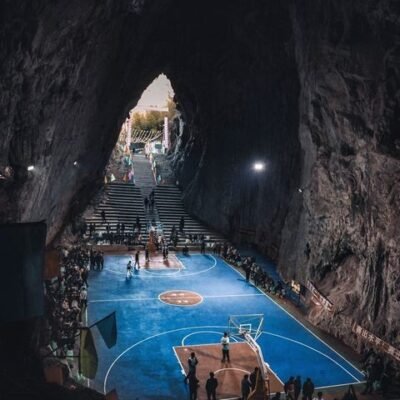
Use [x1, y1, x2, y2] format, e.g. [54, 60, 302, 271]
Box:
[89, 249, 104, 270]
[211, 242, 288, 298]
[44, 247, 89, 356]
[281, 376, 318, 400]
[92, 231, 144, 246]
[183, 338, 353, 400]
[360, 347, 397, 397]
[83, 214, 145, 246]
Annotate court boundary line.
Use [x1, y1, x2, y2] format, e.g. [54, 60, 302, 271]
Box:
[143, 268, 181, 275]
[176, 331, 357, 386]
[89, 292, 265, 303]
[172, 346, 186, 376]
[103, 325, 229, 393]
[104, 253, 217, 278]
[175, 341, 284, 390]
[84, 306, 90, 389]
[105, 253, 184, 268]
[180, 334, 240, 347]
[315, 381, 366, 390]
[103, 325, 362, 395]
[261, 332, 360, 382]
[90, 297, 158, 303]
[214, 367, 250, 374]
[266, 364, 284, 386]
[220, 257, 364, 381]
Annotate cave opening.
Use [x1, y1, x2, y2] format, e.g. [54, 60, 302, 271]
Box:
[106, 73, 178, 183]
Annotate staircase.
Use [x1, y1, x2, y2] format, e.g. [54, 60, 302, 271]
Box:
[85, 153, 224, 248]
[133, 154, 156, 192]
[132, 154, 161, 230]
[85, 182, 148, 241]
[155, 185, 224, 246]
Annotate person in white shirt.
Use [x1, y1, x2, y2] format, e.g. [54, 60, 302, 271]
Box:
[221, 332, 230, 362]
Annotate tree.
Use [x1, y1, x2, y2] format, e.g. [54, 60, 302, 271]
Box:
[130, 95, 177, 132]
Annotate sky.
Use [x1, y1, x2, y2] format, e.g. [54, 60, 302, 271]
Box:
[132, 74, 174, 113]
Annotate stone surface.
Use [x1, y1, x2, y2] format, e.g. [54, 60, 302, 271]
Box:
[279, 0, 400, 352]
[1, 0, 400, 377]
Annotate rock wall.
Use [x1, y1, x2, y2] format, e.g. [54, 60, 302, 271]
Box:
[278, 0, 400, 350]
[1, 0, 400, 356]
[0, 0, 162, 240]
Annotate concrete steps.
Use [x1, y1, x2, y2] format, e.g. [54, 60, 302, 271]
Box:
[155, 185, 224, 243]
[133, 154, 155, 192]
[85, 182, 148, 240]
[132, 154, 162, 231]
[85, 156, 224, 248]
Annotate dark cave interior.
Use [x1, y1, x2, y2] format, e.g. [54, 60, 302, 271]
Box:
[1, 0, 400, 398]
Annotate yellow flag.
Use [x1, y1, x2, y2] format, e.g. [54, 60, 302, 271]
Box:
[80, 328, 98, 379]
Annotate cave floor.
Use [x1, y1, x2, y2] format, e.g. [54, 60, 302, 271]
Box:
[86, 253, 366, 400]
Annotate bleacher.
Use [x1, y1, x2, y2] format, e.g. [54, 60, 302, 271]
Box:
[155, 185, 224, 247]
[85, 182, 148, 243]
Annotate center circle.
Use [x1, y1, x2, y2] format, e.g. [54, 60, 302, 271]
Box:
[159, 290, 203, 306]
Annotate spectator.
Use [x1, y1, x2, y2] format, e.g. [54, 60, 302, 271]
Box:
[294, 376, 302, 400]
[43, 246, 90, 355]
[241, 374, 251, 400]
[303, 377, 315, 400]
[205, 371, 218, 400]
[249, 367, 259, 391]
[188, 373, 199, 400]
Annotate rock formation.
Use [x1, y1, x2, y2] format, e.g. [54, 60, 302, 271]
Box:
[1, 0, 399, 368]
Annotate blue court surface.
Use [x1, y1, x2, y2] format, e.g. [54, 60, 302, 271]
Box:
[87, 254, 364, 399]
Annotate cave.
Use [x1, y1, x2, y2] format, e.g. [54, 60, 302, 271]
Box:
[1, 0, 400, 399]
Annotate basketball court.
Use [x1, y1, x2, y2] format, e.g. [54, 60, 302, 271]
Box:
[87, 253, 365, 399]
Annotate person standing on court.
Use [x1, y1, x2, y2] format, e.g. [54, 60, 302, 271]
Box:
[184, 351, 198, 383]
[126, 260, 133, 279]
[245, 264, 251, 283]
[134, 250, 140, 270]
[249, 367, 259, 391]
[221, 332, 230, 362]
[294, 376, 302, 400]
[302, 377, 315, 400]
[205, 371, 218, 400]
[241, 374, 251, 400]
[188, 373, 199, 400]
[187, 352, 198, 377]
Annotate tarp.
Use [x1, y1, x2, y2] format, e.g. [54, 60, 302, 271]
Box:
[95, 311, 117, 349]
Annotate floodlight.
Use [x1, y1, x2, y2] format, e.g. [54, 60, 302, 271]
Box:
[73, 161, 78, 166]
[27, 165, 35, 171]
[253, 162, 265, 171]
